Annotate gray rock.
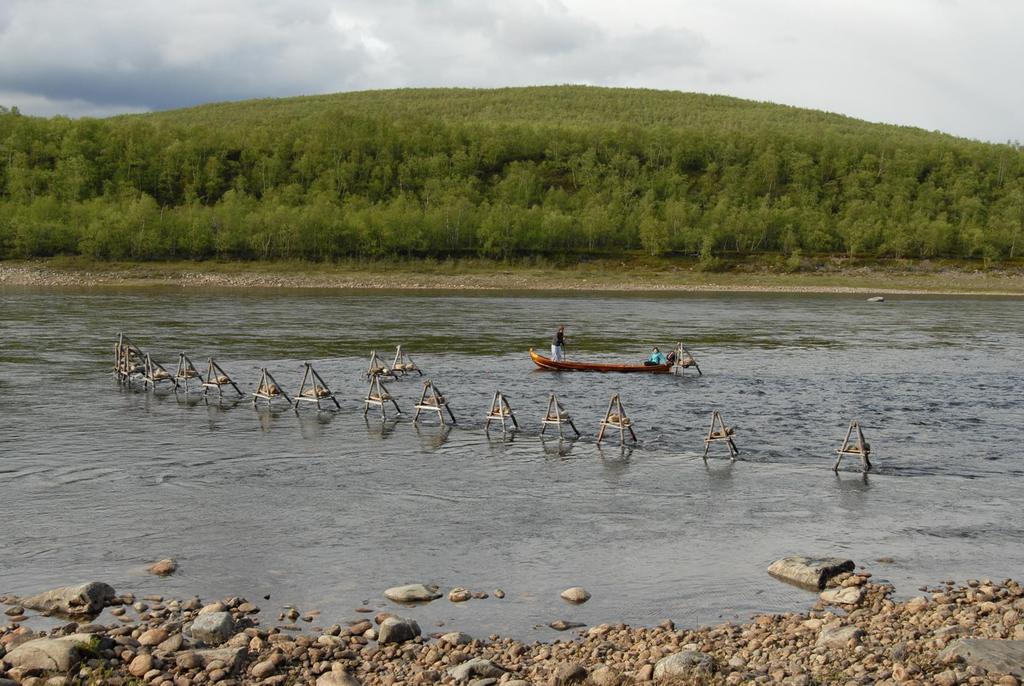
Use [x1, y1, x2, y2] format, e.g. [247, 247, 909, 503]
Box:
[940, 639, 1024, 677]
[548, 620, 585, 631]
[191, 647, 246, 672]
[318, 667, 362, 686]
[653, 651, 716, 680]
[440, 631, 473, 646]
[448, 658, 507, 681]
[816, 624, 864, 649]
[0, 679, 18, 686]
[767, 556, 855, 590]
[559, 587, 591, 604]
[1, 633, 96, 674]
[189, 611, 235, 646]
[377, 616, 421, 644]
[553, 663, 588, 685]
[156, 633, 185, 654]
[384, 584, 441, 603]
[588, 666, 622, 686]
[469, 679, 498, 686]
[819, 586, 864, 606]
[20, 583, 115, 617]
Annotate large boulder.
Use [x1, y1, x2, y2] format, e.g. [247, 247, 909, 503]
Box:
[384, 584, 441, 603]
[1, 633, 97, 674]
[653, 651, 716, 680]
[189, 611, 235, 646]
[377, 616, 421, 644]
[19, 582, 115, 617]
[767, 556, 855, 590]
[940, 639, 1024, 677]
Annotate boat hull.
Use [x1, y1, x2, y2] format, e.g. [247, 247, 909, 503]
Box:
[529, 349, 673, 373]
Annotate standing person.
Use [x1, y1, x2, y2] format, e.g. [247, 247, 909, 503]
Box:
[551, 326, 566, 361]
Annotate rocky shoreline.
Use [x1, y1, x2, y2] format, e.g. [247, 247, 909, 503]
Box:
[3, 566, 1023, 686]
[2, 263, 1023, 296]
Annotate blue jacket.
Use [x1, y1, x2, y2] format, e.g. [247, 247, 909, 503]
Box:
[648, 351, 667, 364]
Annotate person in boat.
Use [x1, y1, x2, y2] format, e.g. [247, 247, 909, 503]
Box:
[644, 347, 668, 366]
[551, 326, 566, 361]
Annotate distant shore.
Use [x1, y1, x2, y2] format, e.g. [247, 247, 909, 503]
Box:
[2, 259, 1024, 296]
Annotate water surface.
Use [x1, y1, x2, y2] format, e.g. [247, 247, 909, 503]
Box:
[1, 287, 1022, 638]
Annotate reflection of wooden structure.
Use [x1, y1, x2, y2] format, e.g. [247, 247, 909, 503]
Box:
[365, 351, 394, 379]
[834, 420, 872, 472]
[293, 363, 341, 411]
[596, 394, 637, 445]
[174, 353, 203, 392]
[253, 368, 292, 406]
[672, 342, 702, 375]
[113, 333, 146, 384]
[202, 358, 243, 398]
[143, 353, 175, 390]
[364, 376, 401, 419]
[391, 345, 422, 376]
[703, 410, 738, 460]
[413, 380, 456, 425]
[539, 393, 579, 438]
[484, 390, 518, 434]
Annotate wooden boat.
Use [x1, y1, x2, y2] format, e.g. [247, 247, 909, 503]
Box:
[529, 348, 673, 374]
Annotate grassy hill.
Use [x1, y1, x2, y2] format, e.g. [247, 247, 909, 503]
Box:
[1, 86, 1022, 263]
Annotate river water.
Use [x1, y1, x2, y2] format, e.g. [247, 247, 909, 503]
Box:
[1, 287, 1022, 638]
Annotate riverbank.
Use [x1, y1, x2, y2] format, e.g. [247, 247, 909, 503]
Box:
[2, 259, 1024, 295]
[2, 569, 1022, 686]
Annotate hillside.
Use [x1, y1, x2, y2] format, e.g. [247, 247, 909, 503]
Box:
[1, 86, 1022, 263]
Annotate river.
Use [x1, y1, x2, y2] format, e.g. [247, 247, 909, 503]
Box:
[1, 287, 1021, 638]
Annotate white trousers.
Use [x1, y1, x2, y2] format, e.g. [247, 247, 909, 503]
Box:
[551, 345, 564, 361]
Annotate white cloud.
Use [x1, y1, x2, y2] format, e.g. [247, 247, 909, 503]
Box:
[0, 0, 1020, 142]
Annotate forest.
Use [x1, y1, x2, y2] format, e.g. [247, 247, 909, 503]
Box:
[1, 86, 1022, 264]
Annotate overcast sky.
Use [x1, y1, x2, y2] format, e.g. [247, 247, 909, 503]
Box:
[0, 0, 1020, 142]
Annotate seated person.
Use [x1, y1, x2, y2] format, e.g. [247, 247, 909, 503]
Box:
[644, 347, 668, 366]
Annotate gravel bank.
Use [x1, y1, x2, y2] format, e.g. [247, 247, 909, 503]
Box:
[2, 263, 1023, 296]
[2, 572, 1023, 685]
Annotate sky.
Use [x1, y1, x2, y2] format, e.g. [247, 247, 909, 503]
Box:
[0, 0, 1020, 143]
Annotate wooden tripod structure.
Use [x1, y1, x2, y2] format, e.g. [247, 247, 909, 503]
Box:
[596, 394, 637, 445]
[413, 380, 456, 425]
[539, 393, 580, 438]
[834, 420, 872, 472]
[703, 410, 738, 460]
[672, 342, 702, 375]
[174, 353, 204, 392]
[293, 363, 341, 411]
[365, 351, 394, 380]
[201, 358, 243, 398]
[391, 345, 422, 376]
[113, 333, 146, 384]
[253, 368, 292, 406]
[143, 353, 175, 390]
[484, 390, 519, 434]
[364, 375, 401, 419]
